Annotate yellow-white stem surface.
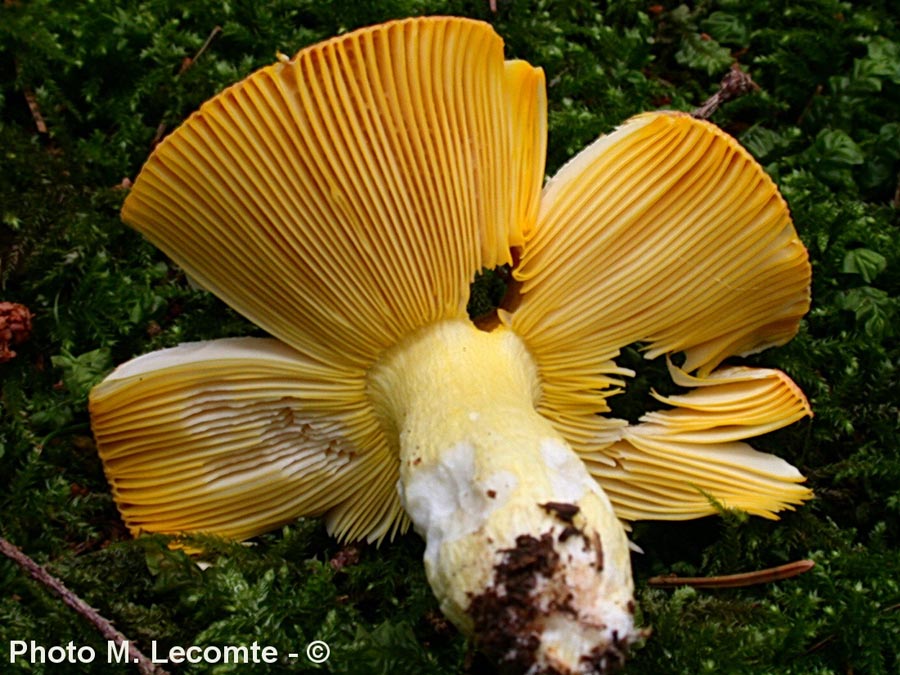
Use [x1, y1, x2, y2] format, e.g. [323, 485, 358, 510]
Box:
[369, 320, 638, 674]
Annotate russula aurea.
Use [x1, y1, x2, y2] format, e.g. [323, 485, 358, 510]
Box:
[89, 16, 813, 674]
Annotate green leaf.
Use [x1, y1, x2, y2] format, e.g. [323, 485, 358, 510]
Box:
[842, 248, 887, 282]
[740, 126, 787, 161]
[700, 12, 748, 45]
[857, 36, 900, 84]
[876, 122, 900, 160]
[50, 347, 113, 400]
[815, 129, 865, 166]
[837, 286, 897, 340]
[675, 33, 733, 76]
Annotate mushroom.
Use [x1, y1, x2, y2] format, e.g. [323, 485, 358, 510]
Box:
[89, 16, 812, 674]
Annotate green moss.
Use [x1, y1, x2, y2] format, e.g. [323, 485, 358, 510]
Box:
[2, 1, 898, 673]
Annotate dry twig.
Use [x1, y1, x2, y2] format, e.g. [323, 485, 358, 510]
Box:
[0, 536, 170, 675]
[692, 63, 760, 120]
[648, 559, 815, 589]
[178, 25, 223, 75]
[150, 25, 223, 148]
[23, 88, 48, 134]
[12, 54, 48, 134]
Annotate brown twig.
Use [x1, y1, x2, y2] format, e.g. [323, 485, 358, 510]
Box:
[0, 536, 170, 675]
[692, 63, 760, 120]
[150, 25, 222, 148]
[802, 633, 836, 656]
[178, 25, 222, 75]
[804, 601, 900, 657]
[23, 88, 48, 134]
[13, 54, 48, 134]
[647, 559, 815, 589]
[796, 84, 823, 127]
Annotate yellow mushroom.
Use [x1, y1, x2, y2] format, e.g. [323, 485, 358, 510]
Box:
[89, 16, 812, 674]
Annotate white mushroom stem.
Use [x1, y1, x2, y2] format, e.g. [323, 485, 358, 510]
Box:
[369, 319, 638, 674]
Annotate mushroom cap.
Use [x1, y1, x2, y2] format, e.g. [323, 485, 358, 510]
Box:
[504, 111, 812, 519]
[90, 337, 400, 540]
[120, 16, 545, 369]
[94, 16, 546, 542]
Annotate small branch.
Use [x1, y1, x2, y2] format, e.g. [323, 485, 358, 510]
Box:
[23, 88, 48, 134]
[692, 63, 760, 120]
[13, 56, 48, 134]
[804, 599, 899, 657]
[803, 633, 835, 656]
[0, 536, 169, 675]
[796, 84, 823, 127]
[150, 121, 168, 150]
[178, 25, 222, 75]
[648, 559, 815, 589]
[150, 25, 222, 149]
